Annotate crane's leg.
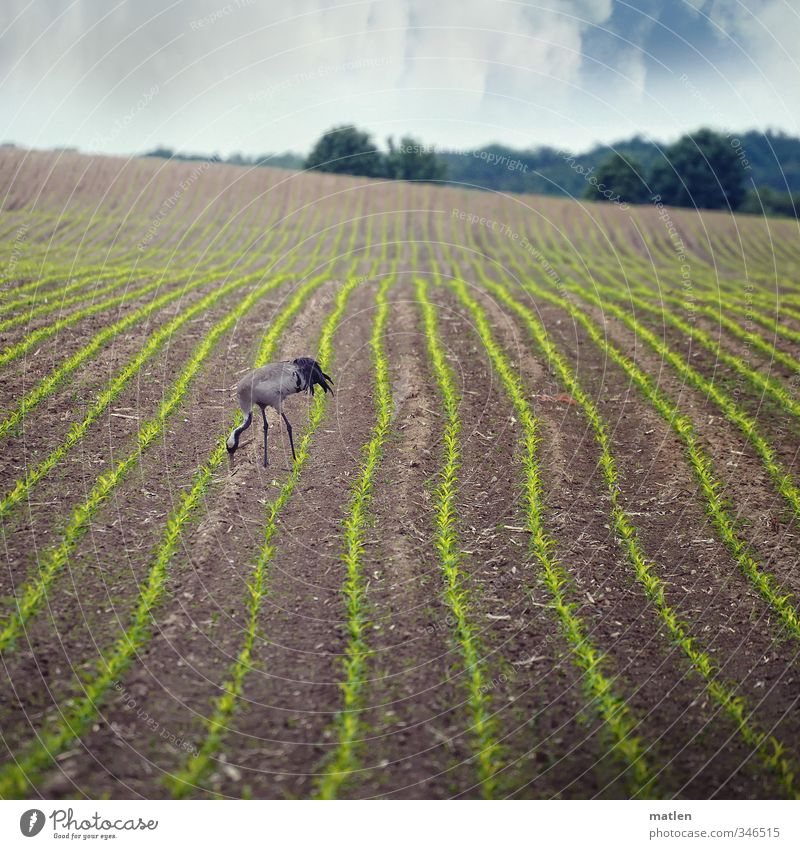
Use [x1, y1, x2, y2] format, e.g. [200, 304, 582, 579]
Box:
[281, 412, 297, 461]
[259, 404, 269, 467]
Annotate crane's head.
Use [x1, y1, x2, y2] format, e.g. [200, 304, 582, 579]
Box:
[293, 357, 334, 396]
[226, 410, 253, 455]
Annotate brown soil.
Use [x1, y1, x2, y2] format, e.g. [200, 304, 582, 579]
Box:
[27, 259, 375, 799]
[499, 281, 800, 798]
[3, 150, 800, 801]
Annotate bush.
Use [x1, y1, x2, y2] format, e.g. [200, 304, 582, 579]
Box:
[650, 128, 746, 210]
[385, 136, 447, 182]
[584, 152, 650, 204]
[304, 125, 385, 178]
[739, 186, 800, 218]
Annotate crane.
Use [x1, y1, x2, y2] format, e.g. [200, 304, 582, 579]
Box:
[226, 357, 334, 467]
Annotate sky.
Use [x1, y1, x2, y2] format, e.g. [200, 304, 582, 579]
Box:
[1, 0, 798, 157]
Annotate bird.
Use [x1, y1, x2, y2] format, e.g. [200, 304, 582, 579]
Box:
[226, 356, 334, 467]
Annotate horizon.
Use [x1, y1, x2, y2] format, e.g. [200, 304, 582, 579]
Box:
[3, 123, 796, 163]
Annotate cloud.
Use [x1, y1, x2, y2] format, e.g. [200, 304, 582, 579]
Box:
[699, 0, 800, 109]
[0, 0, 795, 155]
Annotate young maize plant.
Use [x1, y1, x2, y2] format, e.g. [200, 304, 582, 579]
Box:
[0, 220, 267, 369]
[0, 274, 199, 369]
[461, 256, 800, 799]
[0, 188, 296, 365]
[170, 207, 381, 798]
[619, 263, 800, 348]
[604, 265, 800, 378]
[313, 262, 397, 800]
[0, 265, 158, 316]
[0, 202, 366, 799]
[611, 214, 800, 317]
[535, 261, 800, 528]
[508, 270, 800, 646]
[0, 200, 326, 519]
[490, 210, 800, 646]
[578, 263, 800, 423]
[0, 188, 274, 321]
[444, 271, 659, 800]
[0, 275, 285, 654]
[0, 201, 317, 442]
[414, 274, 503, 798]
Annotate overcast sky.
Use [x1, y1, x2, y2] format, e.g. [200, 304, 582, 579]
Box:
[1, 0, 798, 157]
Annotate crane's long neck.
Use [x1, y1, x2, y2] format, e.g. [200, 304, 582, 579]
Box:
[226, 410, 252, 452]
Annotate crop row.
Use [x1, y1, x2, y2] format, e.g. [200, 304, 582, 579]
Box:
[459, 241, 799, 798]
[0, 193, 365, 797]
[448, 204, 800, 795]
[471, 206, 800, 648]
[170, 197, 374, 796]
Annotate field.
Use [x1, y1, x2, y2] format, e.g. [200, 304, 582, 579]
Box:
[1, 147, 799, 800]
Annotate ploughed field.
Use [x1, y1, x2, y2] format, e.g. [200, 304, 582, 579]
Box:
[1, 148, 799, 800]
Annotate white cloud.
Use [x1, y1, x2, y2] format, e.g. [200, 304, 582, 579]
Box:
[0, 0, 795, 155]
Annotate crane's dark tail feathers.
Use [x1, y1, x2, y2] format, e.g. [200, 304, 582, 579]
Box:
[293, 356, 334, 396]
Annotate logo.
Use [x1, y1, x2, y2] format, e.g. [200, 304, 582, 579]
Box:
[19, 809, 45, 837]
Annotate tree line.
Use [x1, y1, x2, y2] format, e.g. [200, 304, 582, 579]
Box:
[140, 124, 800, 217]
[302, 125, 798, 217]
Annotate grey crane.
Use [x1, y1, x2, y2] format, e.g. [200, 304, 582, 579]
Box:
[226, 357, 334, 467]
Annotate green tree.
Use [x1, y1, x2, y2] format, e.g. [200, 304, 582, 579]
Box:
[143, 147, 174, 159]
[385, 136, 448, 182]
[650, 128, 746, 210]
[305, 125, 384, 177]
[739, 186, 800, 218]
[584, 152, 649, 204]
